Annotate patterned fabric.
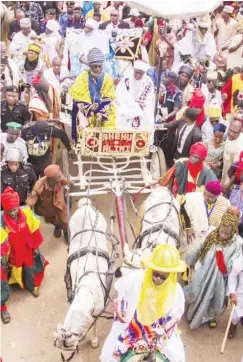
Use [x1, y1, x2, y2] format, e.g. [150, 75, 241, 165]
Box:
[113, 311, 178, 360]
[19, 2, 44, 22]
[204, 139, 225, 168]
[184, 233, 242, 329]
[199, 208, 240, 262]
[69, 69, 116, 139]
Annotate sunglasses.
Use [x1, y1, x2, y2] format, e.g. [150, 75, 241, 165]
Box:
[153, 272, 168, 280]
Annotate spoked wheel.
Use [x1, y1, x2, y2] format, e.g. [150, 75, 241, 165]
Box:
[149, 147, 167, 181]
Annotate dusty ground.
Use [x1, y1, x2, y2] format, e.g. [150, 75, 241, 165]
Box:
[1, 154, 243, 362]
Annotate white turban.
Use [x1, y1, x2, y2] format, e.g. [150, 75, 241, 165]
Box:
[46, 20, 60, 33]
[134, 60, 150, 73]
[20, 18, 31, 28]
[223, 5, 234, 14]
[85, 18, 99, 30]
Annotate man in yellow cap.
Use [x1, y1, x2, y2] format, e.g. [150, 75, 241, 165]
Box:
[201, 100, 226, 141]
[18, 43, 44, 104]
[101, 244, 186, 362]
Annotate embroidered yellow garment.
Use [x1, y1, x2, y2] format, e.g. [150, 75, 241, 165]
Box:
[69, 70, 116, 129]
[137, 269, 177, 326]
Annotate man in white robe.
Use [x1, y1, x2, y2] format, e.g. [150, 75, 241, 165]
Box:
[214, 5, 237, 52]
[191, 15, 217, 63]
[9, 18, 37, 64]
[40, 19, 62, 64]
[222, 120, 243, 186]
[0, 42, 19, 87]
[43, 57, 69, 94]
[116, 60, 155, 144]
[181, 180, 230, 245]
[201, 70, 222, 111]
[62, 19, 111, 77]
[100, 244, 186, 362]
[228, 252, 243, 338]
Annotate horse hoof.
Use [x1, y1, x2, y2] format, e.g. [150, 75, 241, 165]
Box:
[91, 336, 99, 349]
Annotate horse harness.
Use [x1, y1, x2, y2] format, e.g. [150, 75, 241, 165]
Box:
[136, 199, 181, 249]
[64, 208, 116, 305]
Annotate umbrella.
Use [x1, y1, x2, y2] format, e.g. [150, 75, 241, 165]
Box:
[129, 0, 221, 19]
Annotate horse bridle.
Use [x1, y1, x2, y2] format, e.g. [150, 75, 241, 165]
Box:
[134, 195, 181, 249]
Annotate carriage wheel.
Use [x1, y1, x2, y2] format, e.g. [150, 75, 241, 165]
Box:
[149, 147, 167, 181]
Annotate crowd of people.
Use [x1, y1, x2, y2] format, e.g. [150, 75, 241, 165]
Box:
[0, 1, 243, 361]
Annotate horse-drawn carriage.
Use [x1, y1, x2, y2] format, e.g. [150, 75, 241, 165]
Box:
[54, 2, 222, 360]
[54, 105, 181, 362]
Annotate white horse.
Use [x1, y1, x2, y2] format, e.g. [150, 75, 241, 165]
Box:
[122, 187, 181, 270]
[54, 198, 116, 361]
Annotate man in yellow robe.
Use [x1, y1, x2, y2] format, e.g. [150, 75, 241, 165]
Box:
[69, 47, 116, 140]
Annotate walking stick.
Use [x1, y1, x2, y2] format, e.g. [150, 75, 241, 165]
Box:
[220, 305, 235, 354]
[154, 56, 163, 118]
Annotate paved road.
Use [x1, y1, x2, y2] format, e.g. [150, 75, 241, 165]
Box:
[2, 155, 243, 362]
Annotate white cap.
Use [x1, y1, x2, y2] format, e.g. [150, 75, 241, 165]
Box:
[197, 15, 211, 28]
[207, 70, 218, 81]
[85, 18, 99, 30]
[46, 20, 59, 33]
[223, 5, 234, 14]
[134, 60, 150, 72]
[129, 8, 140, 17]
[20, 18, 31, 28]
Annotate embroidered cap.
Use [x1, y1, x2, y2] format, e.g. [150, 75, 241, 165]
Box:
[87, 47, 104, 65]
[6, 122, 22, 131]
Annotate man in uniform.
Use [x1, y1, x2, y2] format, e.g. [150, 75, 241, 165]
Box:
[1, 148, 36, 206]
[0, 122, 28, 163]
[1, 86, 31, 132]
[21, 120, 74, 178]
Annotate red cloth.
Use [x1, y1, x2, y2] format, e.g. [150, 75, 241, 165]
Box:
[186, 160, 204, 193]
[1, 187, 20, 210]
[144, 31, 153, 44]
[32, 74, 41, 85]
[189, 89, 206, 127]
[34, 258, 49, 287]
[221, 78, 232, 116]
[236, 151, 243, 182]
[135, 18, 144, 28]
[0, 240, 9, 259]
[3, 209, 27, 234]
[8, 227, 43, 268]
[1, 305, 7, 312]
[190, 142, 208, 160]
[216, 249, 227, 274]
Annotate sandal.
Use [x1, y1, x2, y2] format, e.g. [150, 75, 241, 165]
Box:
[209, 320, 217, 328]
[1, 310, 11, 324]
